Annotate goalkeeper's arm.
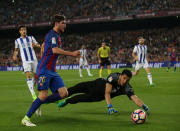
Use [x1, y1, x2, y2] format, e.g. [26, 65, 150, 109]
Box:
[105, 83, 118, 115]
[131, 95, 150, 115]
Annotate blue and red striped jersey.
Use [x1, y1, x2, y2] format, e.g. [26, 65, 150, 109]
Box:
[170, 52, 177, 61]
[36, 30, 62, 75]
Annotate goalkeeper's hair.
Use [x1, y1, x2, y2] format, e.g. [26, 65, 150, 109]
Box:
[51, 14, 66, 27]
[121, 69, 132, 78]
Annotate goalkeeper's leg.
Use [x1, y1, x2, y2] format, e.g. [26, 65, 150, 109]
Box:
[58, 94, 102, 108]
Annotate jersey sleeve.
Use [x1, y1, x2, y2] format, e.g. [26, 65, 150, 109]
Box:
[133, 45, 137, 53]
[50, 34, 58, 48]
[125, 83, 135, 99]
[106, 73, 117, 85]
[31, 36, 38, 44]
[15, 40, 19, 49]
[97, 48, 100, 55]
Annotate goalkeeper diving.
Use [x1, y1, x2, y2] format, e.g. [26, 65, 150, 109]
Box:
[58, 69, 150, 115]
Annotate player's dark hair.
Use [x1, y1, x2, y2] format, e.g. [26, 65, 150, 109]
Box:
[18, 25, 26, 31]
[51, 14, 66, 27]
[121, 69, 132, 78]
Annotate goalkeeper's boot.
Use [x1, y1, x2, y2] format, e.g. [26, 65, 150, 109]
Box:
[21, 116, 36, 127]
[58, 100, 68, 108]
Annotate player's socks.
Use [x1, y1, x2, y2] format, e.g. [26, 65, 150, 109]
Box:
[32, 94, 37, 101]
[108, 69, 111, 75]
[99, 69, 102, 78]
[86, 67, 92, 76]
[147, 73, 153, 85]
[27, 78, 36, 99]
[26, 97, 42, 118]
[32, 78, 36, 87]
[79, 68, 82, 77]
[174, 66, 176, 72]
[43, 92, 61, 104]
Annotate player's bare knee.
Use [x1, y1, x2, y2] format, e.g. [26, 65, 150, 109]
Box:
[58, 87, 68, 98]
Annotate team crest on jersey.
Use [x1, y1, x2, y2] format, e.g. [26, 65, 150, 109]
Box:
[38, 76, 46, 87]
[108, 76, 113, 82]
[52, 37, 56, 44]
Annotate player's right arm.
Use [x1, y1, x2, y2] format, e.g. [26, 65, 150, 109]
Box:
[41, 42, 45, 58]
[52, 47, 80, 57]
[132, 46, 138, 61]
[50, 36, 80, 57]
[13, 40, 19, 62]
[105, 75, 118, 115]
[13, 48, 19, 61]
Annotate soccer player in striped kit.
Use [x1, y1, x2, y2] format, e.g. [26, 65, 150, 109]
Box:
[13, 26, 41, 101]
[132, 36, 154, 86]
[78, 44, 93, 77]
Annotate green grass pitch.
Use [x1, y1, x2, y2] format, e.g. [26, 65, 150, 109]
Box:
[0, 68, 180, 131]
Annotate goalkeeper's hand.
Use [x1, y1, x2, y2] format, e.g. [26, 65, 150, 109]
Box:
[142, 104, 150, 116]
[107, 104, 118, 115]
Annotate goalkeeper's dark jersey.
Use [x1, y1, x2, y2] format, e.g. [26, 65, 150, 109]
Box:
[94, 73, 134, 99]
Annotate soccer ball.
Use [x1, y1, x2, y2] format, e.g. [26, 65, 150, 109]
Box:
[131, 109, 146, 124]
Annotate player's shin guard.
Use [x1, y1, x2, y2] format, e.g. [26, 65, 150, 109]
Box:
[43, 92, 61, 104]
[79, 68, 82, 76]
[108, 69, 111, 75]
[26, 97, 42, 118]
[99, 69, 102, 78]
[147, 73, 153, 85]
[86, 67, 91, 75]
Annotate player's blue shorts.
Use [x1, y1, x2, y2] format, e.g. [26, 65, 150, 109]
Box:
[37, 70, 65, 93]
[171, 60, 176, 66]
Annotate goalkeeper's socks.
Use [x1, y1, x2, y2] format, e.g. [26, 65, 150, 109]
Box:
[26, 97, 42, 118]
[43, 92, 61, 104]
[174, 66, 176, 72]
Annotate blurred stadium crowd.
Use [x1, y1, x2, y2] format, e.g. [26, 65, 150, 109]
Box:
[0, 27, 179, 66]
[0, 0, 180, 25]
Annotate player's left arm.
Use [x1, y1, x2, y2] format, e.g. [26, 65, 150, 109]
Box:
[108, 47, 111, 61]
[105, 83, 118, 115]
[130, 95, 150, 115]
[31, 36, 41, 48]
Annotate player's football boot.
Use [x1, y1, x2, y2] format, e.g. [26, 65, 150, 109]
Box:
[150, 83, 155, 87]
[80, 74, 83, 77]
[58, 100, 68, 108]
[21, 116, 36, 127]
[88, 74, 93, 77]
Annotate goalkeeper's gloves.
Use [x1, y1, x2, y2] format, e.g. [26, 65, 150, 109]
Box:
[142, 104, 150, 116]
[107, 104, 118, 115]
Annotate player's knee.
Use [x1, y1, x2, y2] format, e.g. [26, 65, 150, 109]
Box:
[59, 89, 68, 98]
[60, 91, 68, 98]
[38, 94, 48, 101]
